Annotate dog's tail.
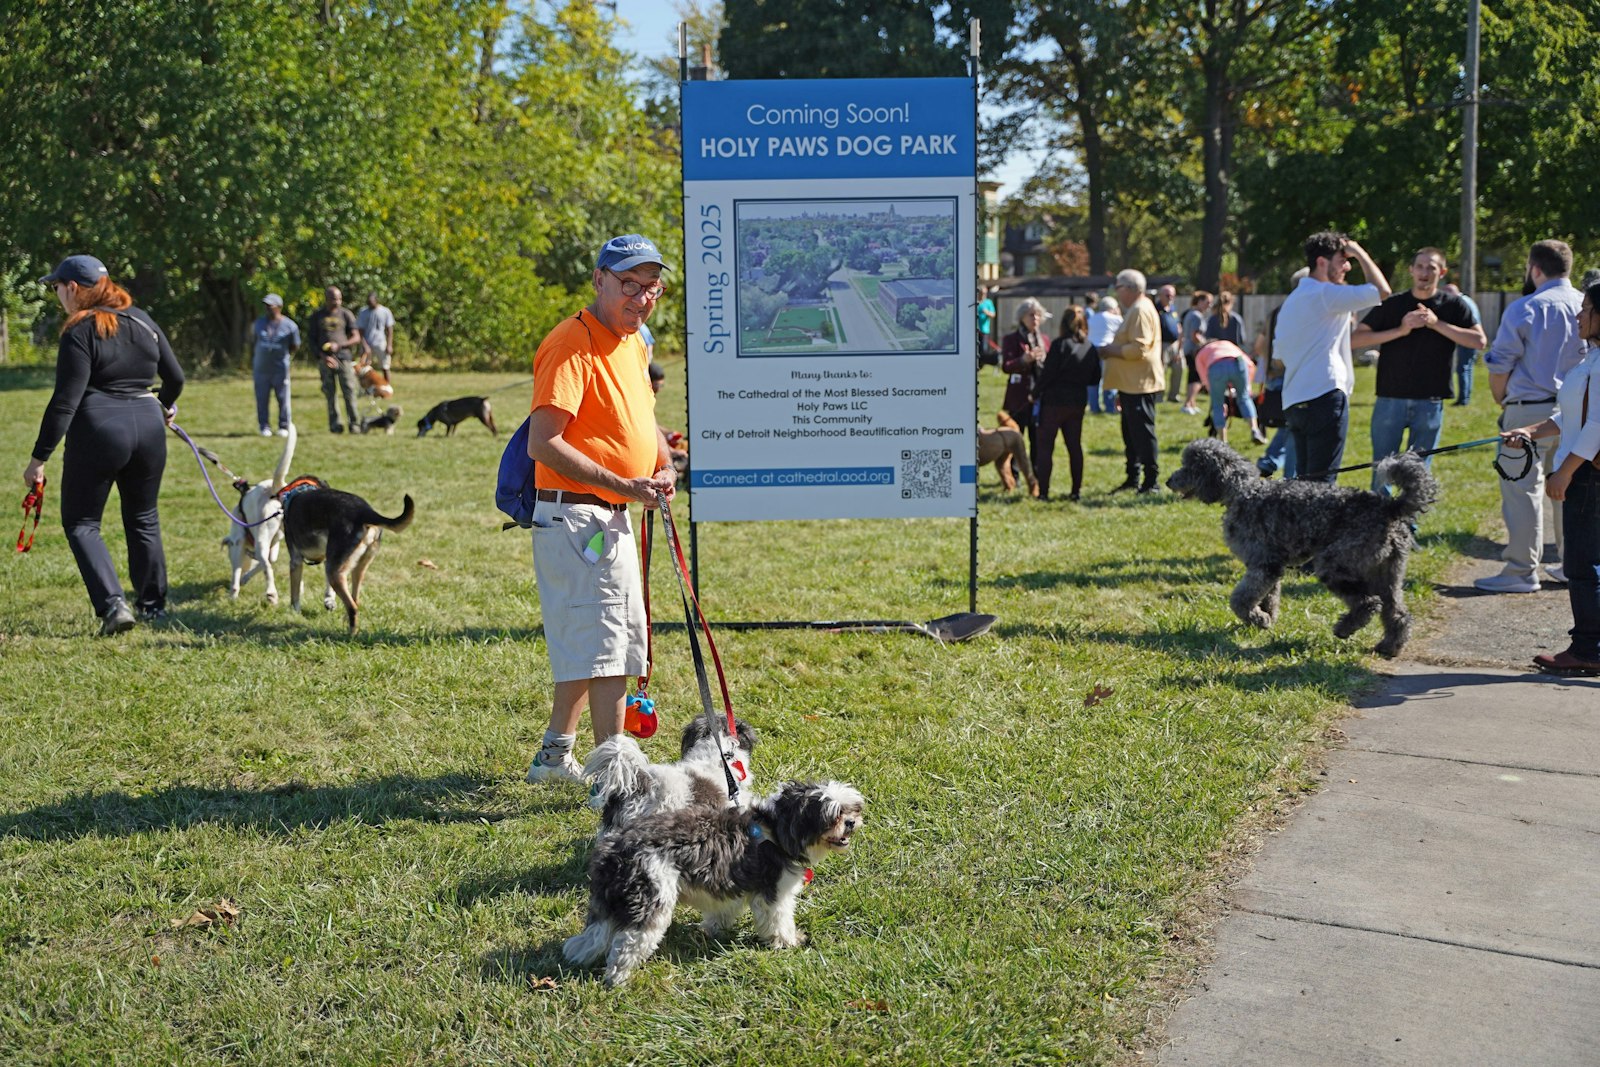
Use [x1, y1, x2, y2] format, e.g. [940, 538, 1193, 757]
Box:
[996, 409, 1019, 432]
[1377, 451, 1440, 520]
[583, 735, 653, 817]
[359, 494, 415, 532]
[269, 423, 298, 494]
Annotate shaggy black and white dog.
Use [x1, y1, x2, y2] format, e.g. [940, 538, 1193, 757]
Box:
[562, 780, 865, 986]
[1166, 437, 1439, 657]
[584, 716, 759, 835]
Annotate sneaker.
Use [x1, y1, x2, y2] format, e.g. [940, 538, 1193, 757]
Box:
[1137, 484, 1160, 495]
[277, 428, 290, 437]
[526, 750, 582, 784]
[1473, 571, 1540, 594]
[330, 425, 345, 435]
[260, 427, 274, 437]
[136, 606, 167, 623]
[1543, 565, 1568, 585]
[1250, 427, 1269, 445]
[1180, 405, 1200, 415]
[99, 598, 136, 636]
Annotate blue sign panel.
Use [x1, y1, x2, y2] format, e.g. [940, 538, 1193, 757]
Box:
[682, 78, 976, 181]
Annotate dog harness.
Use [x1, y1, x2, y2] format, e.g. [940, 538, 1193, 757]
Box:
[276, 477, 323, 507]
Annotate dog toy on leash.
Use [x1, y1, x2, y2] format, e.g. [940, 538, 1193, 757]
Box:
[624, 692, 658, 739]
[16, 478, 44, 553]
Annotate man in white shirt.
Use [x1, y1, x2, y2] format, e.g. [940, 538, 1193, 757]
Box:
[357, 292, 397, 373]
[1273, 232, 1392, 481]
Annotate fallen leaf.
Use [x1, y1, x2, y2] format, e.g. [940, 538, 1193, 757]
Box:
[171, 898, 240, 931]
[417, 558, 439, 570]
[529, 976, 559, 991]
[150, 955, 160, 966]
[803, 714, 819, 722]
[847, 999, 889, 1012]
[1085, 684, 1114, 708]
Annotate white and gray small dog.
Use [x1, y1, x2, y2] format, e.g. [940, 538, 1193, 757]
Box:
[563, 780, 865, 987]
[584, 716, 759, 835]
[221, 423, 296, 603]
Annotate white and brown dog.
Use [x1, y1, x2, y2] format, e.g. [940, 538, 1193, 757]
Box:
[221, 423, 297, 603]
[563, 780, 864, 986]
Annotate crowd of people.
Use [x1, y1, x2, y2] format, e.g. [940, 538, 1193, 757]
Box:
[985, 232, 1600, 677]
[251, 287, 398, 436]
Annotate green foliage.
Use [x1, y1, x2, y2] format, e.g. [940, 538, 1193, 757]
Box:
[896, 301, 924, 329]
[720, 0, 971, 79]
[0, 1, 681, 368]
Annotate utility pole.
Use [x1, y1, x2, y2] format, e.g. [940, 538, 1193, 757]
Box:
[1460, 0, 1481, 296]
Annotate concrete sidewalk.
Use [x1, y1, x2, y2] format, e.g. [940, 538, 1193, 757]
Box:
[1158, 556, 1600, 1066]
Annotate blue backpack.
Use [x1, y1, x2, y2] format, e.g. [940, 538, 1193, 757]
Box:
[496, 416, 536, 530]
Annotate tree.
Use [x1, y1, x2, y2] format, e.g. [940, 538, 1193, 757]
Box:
[719, 0, 971, 79]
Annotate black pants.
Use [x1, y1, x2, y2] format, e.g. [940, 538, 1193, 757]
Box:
[1285, 388, 1349, 483]
[1035, 403, 1086, 497]
[60, 393, 169, 617]
[1118, 391, 1159, 486]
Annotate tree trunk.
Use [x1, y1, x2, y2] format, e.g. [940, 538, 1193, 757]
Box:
[199, 271, 247, 366]
[1078, 102, 1107, 275]
[1197, 61, 1229, 292]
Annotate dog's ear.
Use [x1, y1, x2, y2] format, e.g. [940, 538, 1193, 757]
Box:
[734, 718, 759, 753]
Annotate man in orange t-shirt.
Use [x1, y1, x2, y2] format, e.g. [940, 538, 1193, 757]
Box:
[525, 234, 678, 784]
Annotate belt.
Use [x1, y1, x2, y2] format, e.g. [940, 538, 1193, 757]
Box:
[1506, 397, 1555, 405]
[535, 488, 627, 511]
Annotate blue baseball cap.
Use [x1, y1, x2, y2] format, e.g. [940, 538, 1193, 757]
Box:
[596, 234, 670, 273]
[39, 254, 109, 287]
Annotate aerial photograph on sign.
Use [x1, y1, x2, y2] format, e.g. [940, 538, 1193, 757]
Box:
[734, 198, 959, 357]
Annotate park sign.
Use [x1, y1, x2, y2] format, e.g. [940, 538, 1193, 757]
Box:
[681, 77, 978, 522]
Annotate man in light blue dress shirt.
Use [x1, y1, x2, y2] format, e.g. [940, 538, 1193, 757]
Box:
[1476, 240, 1586, 593]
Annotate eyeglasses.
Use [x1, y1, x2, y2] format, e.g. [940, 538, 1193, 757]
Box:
[607, 271, 665, 300]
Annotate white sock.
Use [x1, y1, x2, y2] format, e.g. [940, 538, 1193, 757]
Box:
[538, 731, 576, 764]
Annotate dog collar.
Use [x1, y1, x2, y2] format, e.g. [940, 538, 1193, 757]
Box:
[747, 824, 814, 883]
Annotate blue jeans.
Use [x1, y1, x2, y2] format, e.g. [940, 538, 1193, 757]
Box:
[1207, 357, 1257, 428]
[1454, 347, 1477, 404]
[253, 353, 292, 431]
[1369, 396, 1444, 491]
[1286, 389, 1348, 483]
[1564, 464, 1600, 660]
[1087, 384, 1102, 414]
[1257, 426, 1297, 479]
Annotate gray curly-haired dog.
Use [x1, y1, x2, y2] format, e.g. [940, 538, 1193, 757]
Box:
[1166, 437, 1439, 657]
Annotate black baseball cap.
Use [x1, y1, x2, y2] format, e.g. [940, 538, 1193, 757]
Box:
[40, 254, 109, 287]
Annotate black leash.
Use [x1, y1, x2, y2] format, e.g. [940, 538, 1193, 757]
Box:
[656, 491, 742, 801]
[1298, 435, 1535, 483]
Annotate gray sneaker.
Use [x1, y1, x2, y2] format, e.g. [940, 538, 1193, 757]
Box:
[1544, 564, 1567, 585]
[526, 751, 582, 784]
[1473, 571, 1540, 594]
[99, 598, 136, 636]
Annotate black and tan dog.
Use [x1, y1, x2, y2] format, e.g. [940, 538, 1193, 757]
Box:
[279, 478, 415, 632]
[359, 405, 403, 435]
[416, 396, 497, 437]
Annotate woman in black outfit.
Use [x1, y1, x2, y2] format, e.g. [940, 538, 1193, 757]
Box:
[1034, 305, 1099, 501]
[1000, 298, 1051, 468]
[24, 255, 184, 635]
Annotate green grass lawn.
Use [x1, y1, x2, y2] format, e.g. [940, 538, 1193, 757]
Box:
[771, 307, 832, 334]
[0, 360, 1504, 1064]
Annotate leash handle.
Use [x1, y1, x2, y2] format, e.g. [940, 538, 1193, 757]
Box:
[16, 477, 44, 553]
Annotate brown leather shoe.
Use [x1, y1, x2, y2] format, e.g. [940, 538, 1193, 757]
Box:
[1532, 650, 1600, 677]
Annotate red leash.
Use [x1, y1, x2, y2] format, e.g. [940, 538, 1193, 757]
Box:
[16, 478, 44, 553]
[656, 493, 737, 737]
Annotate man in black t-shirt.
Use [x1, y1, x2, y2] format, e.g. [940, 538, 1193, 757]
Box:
[1351, 247, 1485, 489]
[308, 285, 366, 433]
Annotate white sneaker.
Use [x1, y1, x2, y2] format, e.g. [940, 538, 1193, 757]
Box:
[260, 427, 274, 437]
[526, 751, 582, 784]
[1544, 565, 1567, 585]
[1473, 571, 1540, 594]
[276, 428, 291, 437]
[1180, 405, 1200, 415]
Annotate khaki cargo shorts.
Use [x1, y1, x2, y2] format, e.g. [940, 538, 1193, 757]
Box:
[530, 499, 647, 683]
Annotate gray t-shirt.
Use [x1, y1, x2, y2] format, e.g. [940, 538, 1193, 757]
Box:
[357, 305, 395, 353]
[252, 315, 300, 363]
[1182, 308, 1206, 356]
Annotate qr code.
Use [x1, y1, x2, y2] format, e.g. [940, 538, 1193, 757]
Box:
[901, 449, 952, 499]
